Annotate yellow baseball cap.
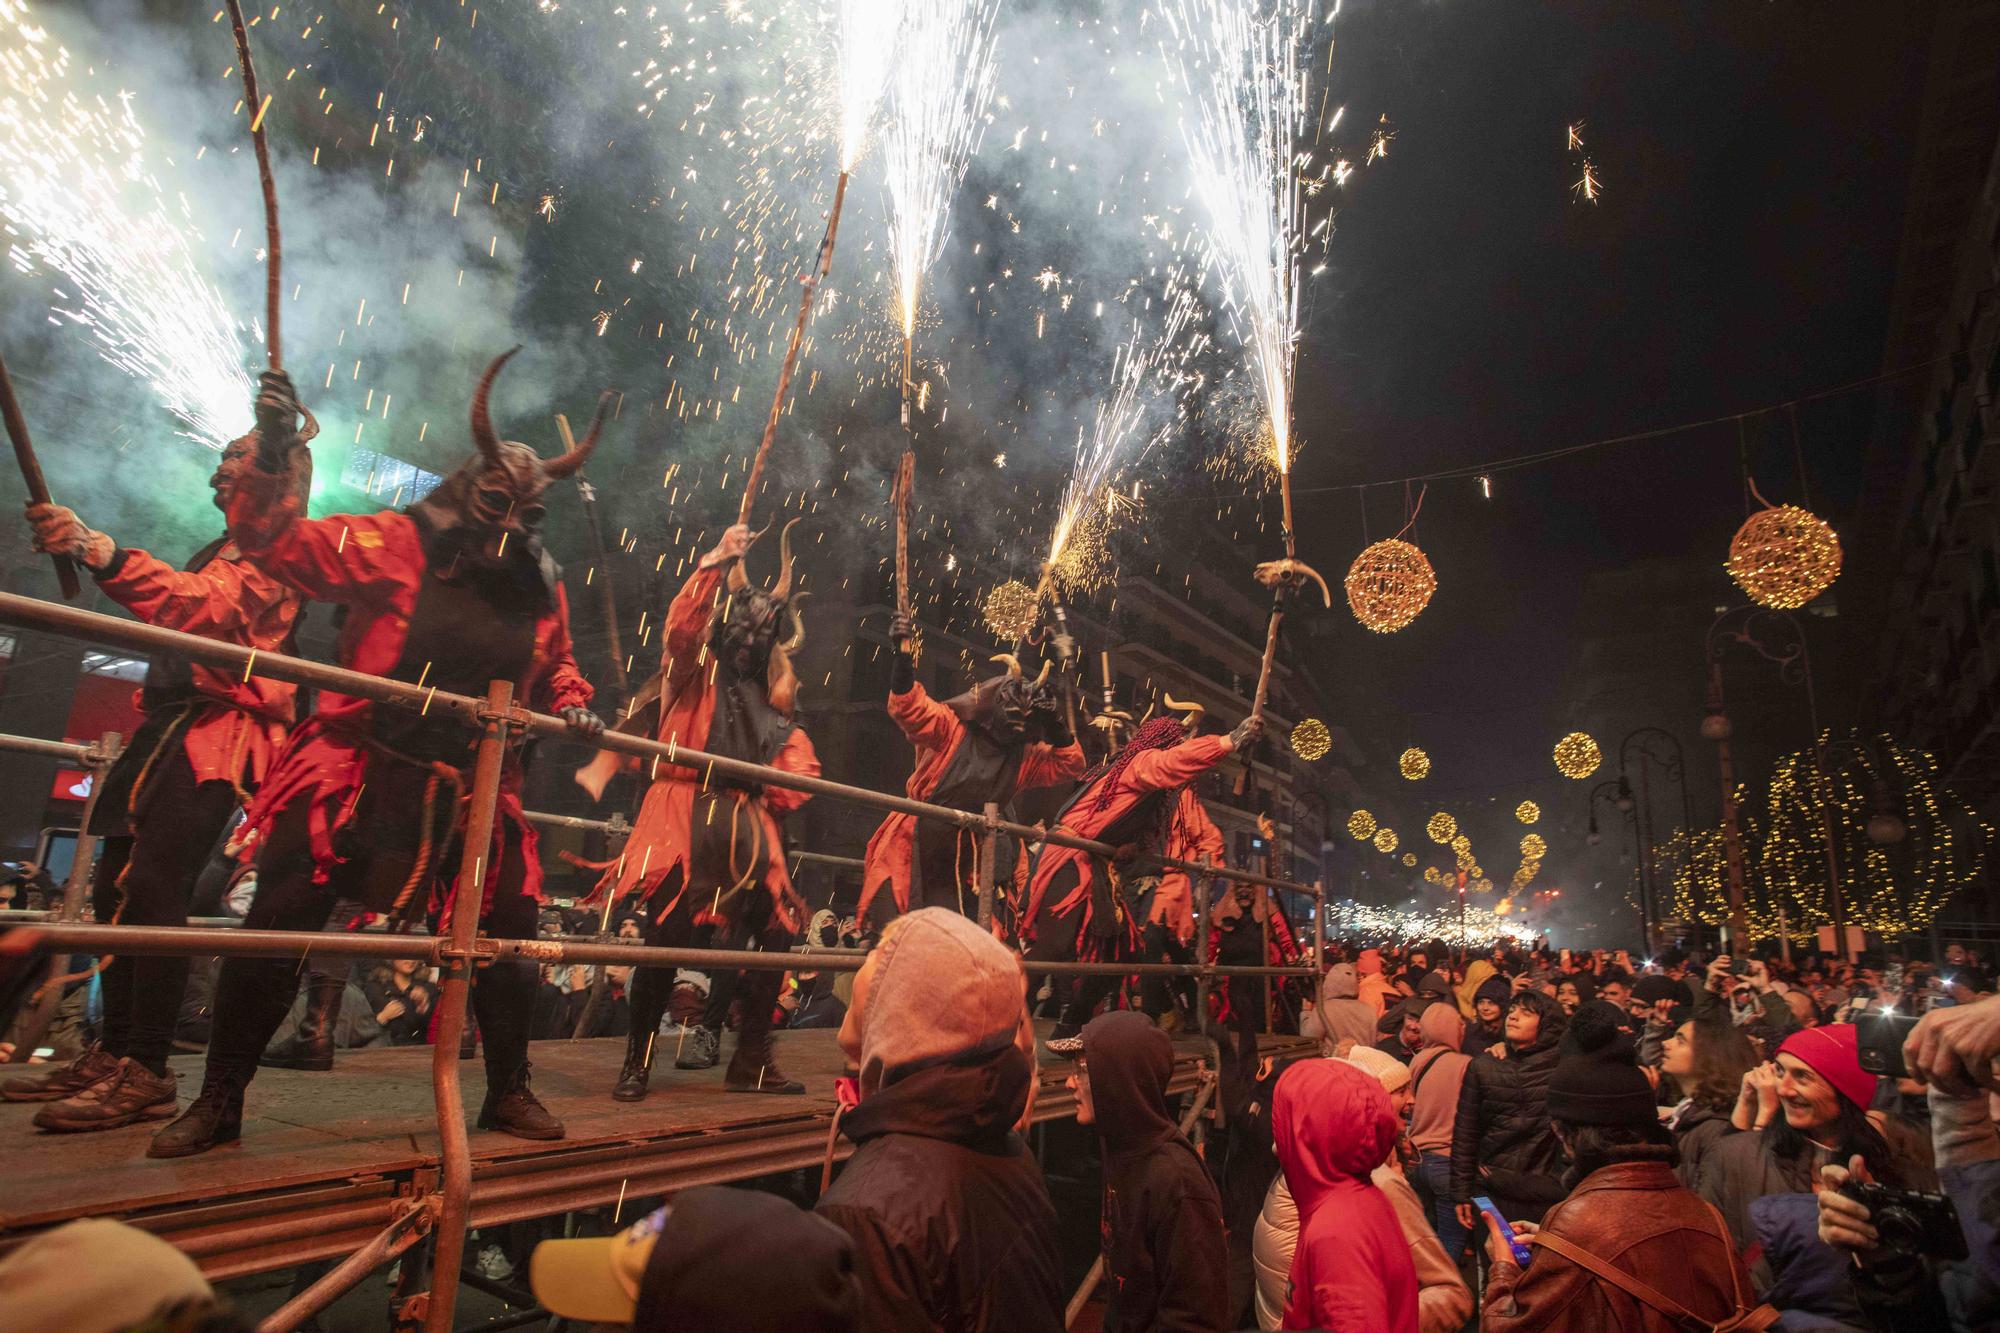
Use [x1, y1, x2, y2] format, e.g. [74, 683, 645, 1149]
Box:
[529, 1204, 667, 1323]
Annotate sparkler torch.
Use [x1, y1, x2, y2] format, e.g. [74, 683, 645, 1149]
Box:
[0, 354, 81, 600]
[222, 0, 283, 371]
[891, 448, 914, 621]
[737, 172, 849, 526]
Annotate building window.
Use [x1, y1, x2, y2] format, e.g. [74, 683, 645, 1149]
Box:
[342, 449, 442, 504]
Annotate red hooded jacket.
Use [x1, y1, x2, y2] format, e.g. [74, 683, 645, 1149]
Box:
[1271, 1059, 1419, 1333]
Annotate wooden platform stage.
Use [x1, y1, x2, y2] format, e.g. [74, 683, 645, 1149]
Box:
[1, 1024, 1314, 1279]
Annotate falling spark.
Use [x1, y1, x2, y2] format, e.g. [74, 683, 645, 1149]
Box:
[838, 0, 908, 169]
[0, 0, 253, 447]
[1573, 157, 1601, 202]
[1162, 0, 1318, 475]
[884, 0, 1001, 340]
[1566, 121, 1585, 152]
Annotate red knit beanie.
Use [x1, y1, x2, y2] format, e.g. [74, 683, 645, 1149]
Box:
[1776, 1024, 1877, 1111]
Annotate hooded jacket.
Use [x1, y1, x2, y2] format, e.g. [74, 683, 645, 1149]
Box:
[1407, 1002, 1471, 1156]
[1456, 958, 1498, 1021]
[1271, 1060, 1419, 1332]
[1299, 963, 1379, 1055]
[816, 911, 1061, 1333]
[1355, 948, 1397, 1017]
[1448, 995, 1569, 1220]
[1081, 1012, 1228, 1333]
[1463, 976, 1514, 1056]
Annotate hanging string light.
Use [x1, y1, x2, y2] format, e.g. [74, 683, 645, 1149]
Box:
[1347, 809, 1377, 840]
[1290, 717, 1332, 761]
[1553, 732, 1602, 780]
[1345, 538, 1437, 633]
[1400, 747, 1431, 780]
[1726, 500, 1843, 610]
[1427, 812, 1457, 844]
[1516, 801, 1540, 824]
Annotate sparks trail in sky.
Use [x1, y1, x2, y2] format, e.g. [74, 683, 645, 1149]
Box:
[1158, 0, 1323, 476]
[884, 0, 1001, 342]
[1048, 274, 1200, 580]
[0, 0, 253, 448]
[839, 0, 906, 170]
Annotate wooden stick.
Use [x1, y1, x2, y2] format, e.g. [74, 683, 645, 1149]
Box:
[1250, 591, 1283, 721]
[891, 449, 914, 619]
[223, 0, 282, 371]
[738, 170, 849, 526]
[0, 355, 81, 600]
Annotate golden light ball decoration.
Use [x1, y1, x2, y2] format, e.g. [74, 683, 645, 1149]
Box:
[1516, 801, 1540, 824]
[1427, 812, 1458, 844]
[1726, 504, 1843, 610]
[1553, 731, 1602, 780]
[1401, 853, 1418, 867]
[1450, 834, 1472, 856]
[1400, 747, 1431, 780]
[1345, 538, 1438, 633]
[981, 580, 1039, 640]
[1290, 717, 1332, 762]
[1373, 827, 1399, 854]
[1347, 809, 1377, 840]
[1520, 833, 1548, 859]
[1423, 866, 1442, 884]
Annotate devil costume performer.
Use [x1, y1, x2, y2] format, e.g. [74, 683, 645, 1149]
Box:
[1137, 784, 1224, 1024]
[2, 435, 305, 1132]
[149, 355, 608, 1159]
[580, 521, 820, 1102]
[1023, 707, 1260, 1055]
[856, 618, 1085, 930]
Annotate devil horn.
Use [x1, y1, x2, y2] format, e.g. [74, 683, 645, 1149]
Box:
[545, 390, 612, 479]
[989, 653, 1023, 680]
[770, 517, 802, 601]
[778, 600, 807, 654]
[470, 346, 522, 464]
[1163, 693, 1206, 726]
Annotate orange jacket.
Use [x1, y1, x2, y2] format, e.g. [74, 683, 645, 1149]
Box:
[94, 542, 301, 789]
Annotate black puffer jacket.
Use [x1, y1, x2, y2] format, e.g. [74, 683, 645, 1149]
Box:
[1448, 994, 1568, 1222]
[816, 1043, 1064, 1333]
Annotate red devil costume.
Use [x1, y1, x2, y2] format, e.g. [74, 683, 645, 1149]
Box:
[3, 436, 306, 1132]
[580, 520, 819, 1101]
[1137, 784, 1224, 1023]
[150, 355, 609, 1159]
[1023, 709, 1259, 1052]
[857, 622, 1084, 930]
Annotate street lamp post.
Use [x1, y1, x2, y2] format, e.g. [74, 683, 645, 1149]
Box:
[1587, 778, 1645, 947]
[1619, 728, 1694, 956]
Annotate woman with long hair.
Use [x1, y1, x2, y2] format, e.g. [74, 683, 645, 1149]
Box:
[1658, 1016, 1757, 1188]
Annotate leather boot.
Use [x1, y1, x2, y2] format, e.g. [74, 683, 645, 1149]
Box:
[260, 971, 345, 1072]
[612, 1026, 654, 1103]
[147, 1074, 245, 1159]
[722, 981, 802, 1095]
[477, 1061, 564, 1140]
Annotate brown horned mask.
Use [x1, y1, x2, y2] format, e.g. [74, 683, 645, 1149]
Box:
[459, 347, 609, 533]
[711, 517, 807, 684]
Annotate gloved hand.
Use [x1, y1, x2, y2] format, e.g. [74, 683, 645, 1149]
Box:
[25, 503, 114, 572]
[888, 610, 914, 650]
[698, 523, 755, 570]
[1228, 715, 1265, 754]
[561, 706, 605, 740]
[888, 611, 917, 693]
[254, 369, 303, 469]
[1031, 686, 1071, 745]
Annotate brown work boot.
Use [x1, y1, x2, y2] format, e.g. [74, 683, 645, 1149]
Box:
[33, 1058, 178, 1132]
[147, 1078, 244, 1159]
[478, 1063, 564, 1140]
[612, 1029, 653, 1103]
[723, 1034, 804, 1095]
[1, 1043, 119, 1103]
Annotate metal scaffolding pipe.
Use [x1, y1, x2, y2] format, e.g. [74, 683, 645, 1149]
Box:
[0, 593, 1320, 901]
[0, 731, 94, 763]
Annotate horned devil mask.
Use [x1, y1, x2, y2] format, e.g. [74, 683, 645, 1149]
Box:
[413, 347, 609, 566]
[950, 653, 1051, 746]
[711, 518, 806, 684]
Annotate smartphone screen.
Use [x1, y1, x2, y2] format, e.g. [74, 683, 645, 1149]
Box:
[1473, 1195, 1533, 1264]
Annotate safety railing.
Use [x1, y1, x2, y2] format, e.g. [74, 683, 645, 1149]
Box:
[0, 591, 1324, 1332]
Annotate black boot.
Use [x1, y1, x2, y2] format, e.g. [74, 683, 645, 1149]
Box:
[478, 1062, 564, 1140]
[612, 1027, 654, 1103]
[260, 970, 345, 1072]
[723, 973, 802, 1095]
[148, 1073, 245, 1159]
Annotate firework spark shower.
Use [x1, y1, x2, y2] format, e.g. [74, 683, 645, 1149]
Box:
[0, 0, 252, 448]
[1160, 0, 1319, 477]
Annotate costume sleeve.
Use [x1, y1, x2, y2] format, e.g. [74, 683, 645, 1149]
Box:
[94, 546, 288, 639]
[1153, 1191, 1231, 1333]
[1479, 1242, 1601, 1333]
[1185, 790, 1225, 864]
[533, 584, 595, 714]
[814, 1204, 937, 1333]
[227, 465, 411, 604]
[764, 727, 819, 818]
[664, 565, 723, 664]
[1449, 1061, 1482, 1202]
[1017, 739, 1086, 791]
[1123, 733, 1232, 794]
[887, 682, 959, 751]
